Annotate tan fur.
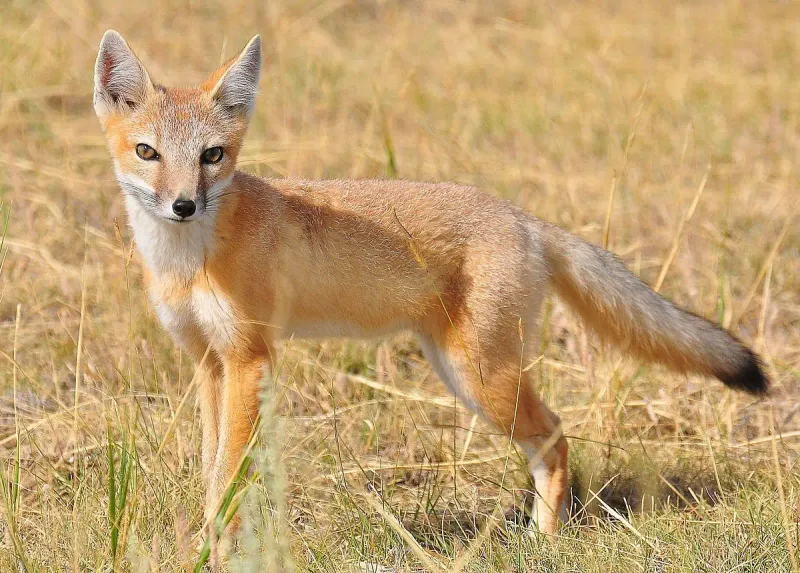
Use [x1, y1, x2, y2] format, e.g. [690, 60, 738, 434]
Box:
[94, 31, 767, 539]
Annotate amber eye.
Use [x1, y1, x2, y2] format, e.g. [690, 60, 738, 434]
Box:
[202, 146, 224, 164]
[135, 143, 159, 161]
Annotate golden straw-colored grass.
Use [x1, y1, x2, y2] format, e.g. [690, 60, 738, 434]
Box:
[0, 1, 798, 571]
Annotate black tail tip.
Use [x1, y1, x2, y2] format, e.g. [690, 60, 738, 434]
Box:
[718, 350, 770, 396]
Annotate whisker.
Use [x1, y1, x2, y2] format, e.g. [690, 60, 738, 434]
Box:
[120, 183, 158, 204]
[206, 189, 242, 203]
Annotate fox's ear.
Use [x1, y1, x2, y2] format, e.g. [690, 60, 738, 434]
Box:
[93, 30, 154, 121]
[205, 35, 262, 117]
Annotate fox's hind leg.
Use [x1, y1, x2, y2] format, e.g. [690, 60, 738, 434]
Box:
[419, 304, 568, 534]
[516, 401, 569, 533]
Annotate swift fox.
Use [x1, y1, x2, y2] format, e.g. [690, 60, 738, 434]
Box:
[93, 30, 768, 536]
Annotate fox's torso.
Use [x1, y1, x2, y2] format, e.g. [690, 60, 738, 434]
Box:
[136, 172, 540, 360]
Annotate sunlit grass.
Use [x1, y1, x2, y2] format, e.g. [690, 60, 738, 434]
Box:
[0, 1, 798, 571]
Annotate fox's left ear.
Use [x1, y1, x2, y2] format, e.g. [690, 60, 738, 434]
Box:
[205, 35, 262, 117]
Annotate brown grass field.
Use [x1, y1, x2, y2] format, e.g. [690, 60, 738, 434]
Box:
[1, 1, 799, 571]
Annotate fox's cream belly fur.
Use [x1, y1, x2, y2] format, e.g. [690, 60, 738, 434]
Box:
[279, 318, 415, 340]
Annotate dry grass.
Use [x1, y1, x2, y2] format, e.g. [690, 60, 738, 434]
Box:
[1, 1, 799, 571]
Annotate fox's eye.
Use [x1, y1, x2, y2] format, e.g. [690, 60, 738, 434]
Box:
[136, 143, 159, 161]
[202, 146, 224, 164]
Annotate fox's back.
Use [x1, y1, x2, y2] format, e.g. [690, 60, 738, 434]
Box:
[213, 173, 537, 338]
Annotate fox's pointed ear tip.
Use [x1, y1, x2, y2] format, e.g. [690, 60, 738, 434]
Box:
[248, 35, 262, 49]
[100, 29, 126, 46]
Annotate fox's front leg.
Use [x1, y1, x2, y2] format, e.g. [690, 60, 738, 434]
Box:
[157, 314, 223, 495]
[196, 357, 223, 491]
[205, 349, 272, 531]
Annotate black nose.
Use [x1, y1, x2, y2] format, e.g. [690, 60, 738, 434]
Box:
[172, 199, 196, 218]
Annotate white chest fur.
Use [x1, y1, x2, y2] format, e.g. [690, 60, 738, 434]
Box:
[152, 287, 238, 354]
[124, 194, 217, 284]
[154, 297, 190, 340]
[191, 288, 237, 350]
[123, 176, 237, 352]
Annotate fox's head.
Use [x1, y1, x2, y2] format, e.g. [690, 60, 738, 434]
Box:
[93, 31, 261, 223]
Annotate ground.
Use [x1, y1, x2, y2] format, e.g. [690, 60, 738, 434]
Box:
[0, 1, 798, 571]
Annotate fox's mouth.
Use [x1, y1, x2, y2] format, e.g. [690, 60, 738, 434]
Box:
[164, 217, 194, 224]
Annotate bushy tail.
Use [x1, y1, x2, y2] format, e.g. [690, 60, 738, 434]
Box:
[541, 223, 768, 395]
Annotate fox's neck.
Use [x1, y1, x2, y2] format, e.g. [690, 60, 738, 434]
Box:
[124, 194, 218, 284]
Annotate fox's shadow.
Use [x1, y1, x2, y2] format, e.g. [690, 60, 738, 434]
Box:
[395, 463, 724, 549]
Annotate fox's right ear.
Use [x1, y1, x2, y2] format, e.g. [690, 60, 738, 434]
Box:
[93, 30, 154, 122]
